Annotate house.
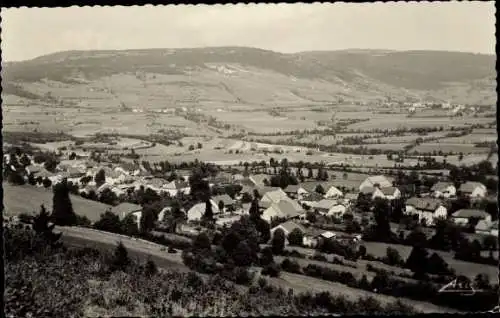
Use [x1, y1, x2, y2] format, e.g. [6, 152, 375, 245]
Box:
[405, 197, 448, 226]
[327, 204, 348, 218]
[262, 200, 304, 223]
[111, 202, 143, 220]
[343, 193, 358, 206]
[308, 199, 338, 214]
[248, 174, 270, 187]
[164, 180, 190, 197]
[259, 187, 289, 208]
[270, 220, 306, 245]
[211, 194, 235, 212]
[187, 201, 220, 221]
[299, 192, 324, 205]
[372, 186, 401, 201]
[302, 227, 325, 248]
[144, 177, 167, 193]
[475, 220, 494, 235]
[284, 184, 301, 199]
[358, 175, 392, 192]
[451, 209, 492, 226]
[459, 182, 487, 198]
[431, 182, 457, 198]
[324, 185, 344, 199]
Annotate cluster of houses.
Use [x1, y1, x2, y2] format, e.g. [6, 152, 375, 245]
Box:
[11, 152, 497, 239]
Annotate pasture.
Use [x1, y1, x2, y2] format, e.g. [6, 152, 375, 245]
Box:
[3, 183, 111, 223]
[346, 116, 492, 131]
[412, 143, 490, 154]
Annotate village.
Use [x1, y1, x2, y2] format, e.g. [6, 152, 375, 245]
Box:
[4, 141, 498, 251]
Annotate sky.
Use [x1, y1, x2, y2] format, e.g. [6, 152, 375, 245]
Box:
[1, 2, 496, 62]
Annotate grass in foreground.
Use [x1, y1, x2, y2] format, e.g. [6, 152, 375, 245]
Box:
[4, 226, 418, 317]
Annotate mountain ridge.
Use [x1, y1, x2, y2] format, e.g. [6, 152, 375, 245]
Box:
[2, 46, 496, 105]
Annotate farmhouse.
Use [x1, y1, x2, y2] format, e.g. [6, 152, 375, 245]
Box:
[211, 194, 235, 212]
[164, 180, 190, 196]
[405, 197, 447, 225]
[111, 202, 143, 220]
[25, 164, 42, 175]
[284, 184, 301, 199]
[459, 182, 487, 198]
[327, 203, 348, 218]
[324, 185, 344, 199]
[451, 209, 492, 226]
[187, 201, 220, 221]
[259, 187, 289, 208]
[262, 200, 304, 223]
[431, 182, 457, 198]
[475, 220, 496, 236]
[307, 199, 338, 214]
[358, 175, 392, 192]
[372, 186, 401, 201]
[299, 192, 324, 205]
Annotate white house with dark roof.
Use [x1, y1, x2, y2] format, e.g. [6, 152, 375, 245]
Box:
[431, 182, 457, 198]
[405, 197, 448, 225]
[451, 209, 491, 226]
[187, 201, 220, 221]
[358, 175, 392, 192]
[259, 187, 289, 207]
[459, 182, 487, 198]
[164, 180, 190, 197]
[372, 186, 401, 201]
[324, 185, 344, 199]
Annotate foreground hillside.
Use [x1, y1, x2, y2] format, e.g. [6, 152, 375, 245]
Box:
[2, 47, 496, 106]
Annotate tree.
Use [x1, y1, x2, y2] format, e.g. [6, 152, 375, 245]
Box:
[144, 258, 158, 277]
[27, 174, 38, 186]
[99, 187, 118, 205]
[221, 215, 261, 266]
[51, 179, 77, 226]
[287, 228, 304, 246]
[426, 252, 452, 276]
[405, 228, 428, 247]
[7, 170, 25, 185]
[202, 200, 214, 222]
[188, 145, 195, 151]
[140, 205, 158, 234]
[385, 247, 403, 266]
[111, 241, 130, 272]
[358, 245, 367, 259]
[193, 232, 212, 252]
[197, 142, 202, 149]
[20, 154, 31, 167]
[271, 228, 285, 254]
[94, 210, 123, 234]
[95, 169, 106, 187]
[120, 213, 139, 236]
[32, 204, 62, 247]
[43, 177, 52, 188]
[69, 152, 77, 160]
[218, 200, 225, 213]
[405, 246, 429, 278]
[315, 184, 325, 195]
[260, 246, 274, 266]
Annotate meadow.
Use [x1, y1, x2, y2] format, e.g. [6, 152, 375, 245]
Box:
[3, 183, 111, 223]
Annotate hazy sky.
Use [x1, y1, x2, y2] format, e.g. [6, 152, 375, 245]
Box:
[1, 2, 495, 62]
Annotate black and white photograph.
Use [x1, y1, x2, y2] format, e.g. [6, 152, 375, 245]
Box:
[2, 2, 498, 316]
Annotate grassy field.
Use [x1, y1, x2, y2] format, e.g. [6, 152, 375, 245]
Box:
[346, 116, 492, 131]
[3, 183, 111, 223]
[412, 143, 490, 154]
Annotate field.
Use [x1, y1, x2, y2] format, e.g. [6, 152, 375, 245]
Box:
[346, 116, 492, 131]
[361, 241, 498, 283]
[412, 143, 490, 154]
[3, 183, 111, 223]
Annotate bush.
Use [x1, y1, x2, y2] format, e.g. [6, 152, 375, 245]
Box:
[261, 262, 281, 277]
[310, 252, 328, 262]
[287, 228, 304, 246]
[384, 247, 404, 266]
[281, 258, 302, 274]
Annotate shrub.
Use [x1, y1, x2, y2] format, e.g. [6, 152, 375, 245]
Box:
[384, 247, 404, 266]
[281, 258, 302, 274]
[110, 242, 130, 272]
[310, 252, 327, 262]
[144, 258, 158, 277]
[287, 228, 304, 246]
[262, 262, 281, 277]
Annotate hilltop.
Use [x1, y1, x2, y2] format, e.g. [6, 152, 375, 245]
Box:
[2, 47, 496, 107]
